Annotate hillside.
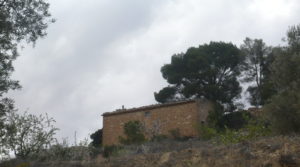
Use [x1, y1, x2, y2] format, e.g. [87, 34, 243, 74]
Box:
[3, 135, 300, 167]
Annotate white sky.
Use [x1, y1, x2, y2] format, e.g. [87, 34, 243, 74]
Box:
[7, 0, 300, 143]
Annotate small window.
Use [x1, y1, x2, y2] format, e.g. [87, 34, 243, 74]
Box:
[144, 111, 151, 117]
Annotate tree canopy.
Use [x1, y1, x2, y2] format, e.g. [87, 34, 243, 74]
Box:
[0, 0, 54, 157]
[264, 24, 300, 134]
[90, 129, 103, 147]
[0, 0, 53, 96]
[240, 38, 277, 106]
[155, 42, 244, 110]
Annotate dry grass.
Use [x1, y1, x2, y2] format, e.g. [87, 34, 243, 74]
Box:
[1, 135, 300, 167]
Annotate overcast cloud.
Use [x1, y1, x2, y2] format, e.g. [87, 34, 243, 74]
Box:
[8, 0, 300, 142]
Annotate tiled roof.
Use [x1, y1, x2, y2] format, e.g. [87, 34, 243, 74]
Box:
[102, 100, 196, 117]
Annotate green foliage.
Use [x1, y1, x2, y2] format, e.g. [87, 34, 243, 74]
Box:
[103, 145, 123, 158]
[241, 38, 276, 106]
[16, 162, 30, 167]
[197, 114, 271, 144]
[90, 129, 102, 147]
[150, 134, 168, 142]
[0, 0, 53, 97]
[20, 138, 96, 161]
[154, 87, 177, 103]
[5, 111, 58, 159]
[218, 118, 271, 144]
[286, 24, 300, 53]
[155, 42, 243, 110]
[217, 111, 252, 130]
[0, 0, 53, 157]
[196, 124, 217, 140]
[206, 102, 224, 128]
[265, 90, 300, 134]
[119, 121, 146, 145]
[0, 98, 15, 157]
[265, 24, 300, 135]
[244, 119, 271, 139]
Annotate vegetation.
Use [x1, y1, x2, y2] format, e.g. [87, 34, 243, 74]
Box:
[196, 124, 217, 140]
[154, 23, 300, 139]
[240, 38, 276, 106]
[90, 129, 103, 148]
[1, 0, 300, 163]
[5, 111, 58, 159]
[119, 121, 146, 145]
[0, 0, 54, 158]
[264, 24, 300, 134]
[154, 42, 244, 112]
[103, 145, 124, 158]
[216, 111, 251, 130]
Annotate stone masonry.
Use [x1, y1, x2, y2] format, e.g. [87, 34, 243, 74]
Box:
[102, 99, 212, 146]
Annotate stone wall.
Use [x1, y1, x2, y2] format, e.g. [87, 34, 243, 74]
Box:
[102, 100, 212, 146]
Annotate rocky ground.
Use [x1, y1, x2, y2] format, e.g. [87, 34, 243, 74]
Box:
[2, 135, 300, 167]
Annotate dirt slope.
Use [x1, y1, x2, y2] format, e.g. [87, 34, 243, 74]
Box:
[3, 135, 300, 167]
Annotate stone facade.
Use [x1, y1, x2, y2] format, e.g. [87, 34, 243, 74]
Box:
[102, 99, 212, 146]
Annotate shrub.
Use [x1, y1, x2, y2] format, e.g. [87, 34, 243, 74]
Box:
[197, 114, 271, 144]
[103, 145, 123, 158]
[219, 127, 242, 144]
[279, 154, 298, 167]
[196, 124, 217, 140]
[218, 119, 271, 144]
[119, 121, 146, 145]
[5, 111, 58, 159]
[90, 129, 102, 148]
[25, 138, 95, 161]
[150, 134, 168, 142]
[217, 111, 252, 130]
[264, 90, 300, 134]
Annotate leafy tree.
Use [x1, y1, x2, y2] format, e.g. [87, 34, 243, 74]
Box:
[265, 89, 300, 134]
[265, 24, 300, 134]
[119, 121, 146, 145]
[240, 38, 276, 106]
[90, 129, 102, 147]
[155, 42, 244, 111]
[0, 98, 15, 157]
[216, 111, 251, 130]
[154, 87, 177, 103]
[286, 24, 300, 53]
[5, 111, 58, 159]
[0, 0, 53, 156]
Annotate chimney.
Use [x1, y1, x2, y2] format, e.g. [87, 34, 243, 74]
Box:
[122, 105, 125, 110]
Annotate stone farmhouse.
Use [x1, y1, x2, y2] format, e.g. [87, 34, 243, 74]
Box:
[102, 99, 213, 146]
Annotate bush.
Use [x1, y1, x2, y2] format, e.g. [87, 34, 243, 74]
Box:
[218, 119, 271, 144]
[24, 138, 96, 161]
[197, 114, 271, 144]
[196, 124, 217, 140]
[265, 90, 300, 134]
[5, 111, 58, 159]
[217, 111, 252, 130]
[150, 134, 168, 142]
[103, 145, 123, 158]
[90, 129, 102, 147]
[119, 121, 146, 145]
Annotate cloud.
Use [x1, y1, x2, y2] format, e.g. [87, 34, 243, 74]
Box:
[8, 0, 300, 141]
